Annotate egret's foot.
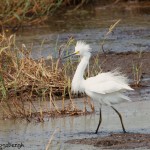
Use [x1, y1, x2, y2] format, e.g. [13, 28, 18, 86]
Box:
[95, 130, 98, 134]
[122, 127, 127, 133]
[123, 130, 127, 133]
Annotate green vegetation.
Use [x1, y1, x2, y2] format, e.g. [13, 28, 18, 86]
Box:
[0, 0, 93, 27]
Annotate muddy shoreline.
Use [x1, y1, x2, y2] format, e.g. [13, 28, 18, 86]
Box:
[67, 133, 150, 149]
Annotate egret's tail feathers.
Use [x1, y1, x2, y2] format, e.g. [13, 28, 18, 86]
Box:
[124, 84, 134, 91]
[128, 86, 134, 91]
[119, 94, 131, 101]
[103, 93, 132, 106]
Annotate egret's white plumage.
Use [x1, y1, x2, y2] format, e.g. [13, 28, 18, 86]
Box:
[65, 41, 134, 134]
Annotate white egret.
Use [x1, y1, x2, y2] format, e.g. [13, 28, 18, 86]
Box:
[64, 41, 134, 134]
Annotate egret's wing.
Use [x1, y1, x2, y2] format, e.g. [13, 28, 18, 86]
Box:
[85, 79, 133, 94]
[88, 71, 128, 84]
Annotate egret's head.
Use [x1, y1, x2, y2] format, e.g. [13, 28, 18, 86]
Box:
[75, 41, 91, 57]
[63, 41, 91, 59]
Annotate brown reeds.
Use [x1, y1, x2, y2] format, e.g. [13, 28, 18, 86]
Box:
[0, 34, 65, 100]
[0, 33, 94, 121]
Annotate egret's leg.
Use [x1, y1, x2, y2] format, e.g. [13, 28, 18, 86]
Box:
[95, 107, 102, 134]
[111, 106, 127, 133]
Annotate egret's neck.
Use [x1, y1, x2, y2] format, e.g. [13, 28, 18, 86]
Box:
[74, 57, 89, 80]
[72, 54, 91, 93]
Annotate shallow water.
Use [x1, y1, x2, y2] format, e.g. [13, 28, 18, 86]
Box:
[1, 2, 150, 150]
[15, 2, 150, 59]
[0, 87, 150, 150]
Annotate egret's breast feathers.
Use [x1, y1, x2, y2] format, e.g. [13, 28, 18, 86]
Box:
[71, 79, 85, 93]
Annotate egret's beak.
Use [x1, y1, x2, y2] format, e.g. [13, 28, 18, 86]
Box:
[63, 51, 79, 59]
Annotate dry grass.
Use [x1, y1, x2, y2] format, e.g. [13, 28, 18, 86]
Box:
[132, 51, 143, 87]
[0, 33, 94, 121]
[0, 34, 66, 99]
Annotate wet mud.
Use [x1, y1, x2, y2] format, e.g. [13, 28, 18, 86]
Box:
[67, 133, 150, 149]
